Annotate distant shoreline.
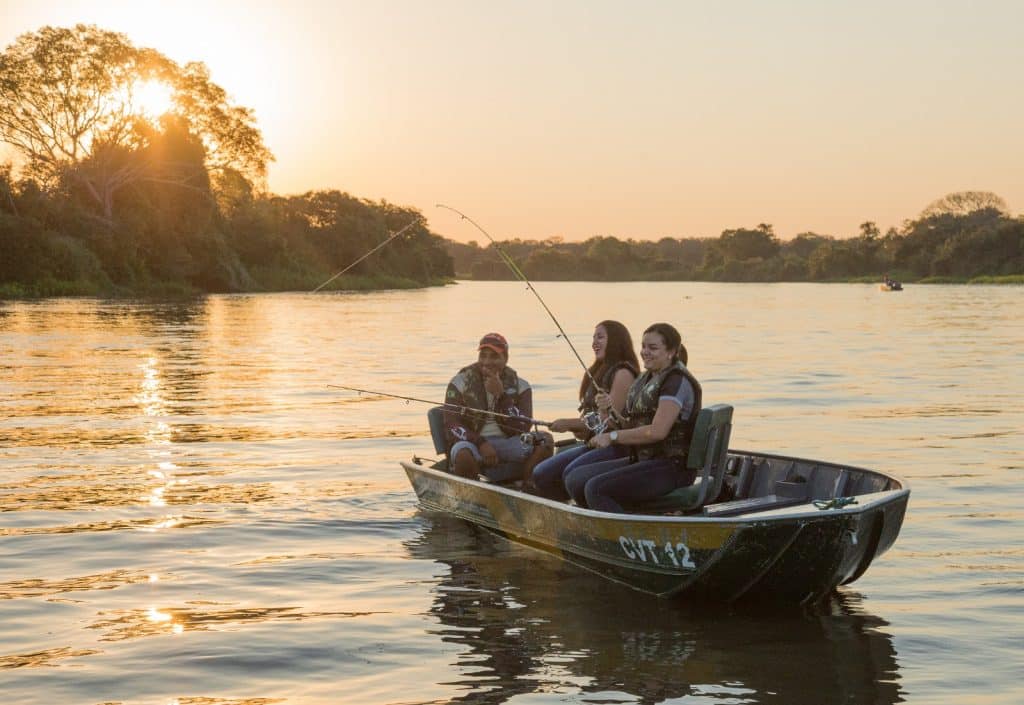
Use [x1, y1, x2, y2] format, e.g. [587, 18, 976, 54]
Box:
[7, 274, 1021, 301]
[450, 274, 1024, 285]
[0, 275, 455, 300]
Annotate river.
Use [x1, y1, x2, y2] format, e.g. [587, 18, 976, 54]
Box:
[1, 281, 1022, 704]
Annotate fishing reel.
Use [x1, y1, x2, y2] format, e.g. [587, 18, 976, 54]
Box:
[519, 430, 552, 450]
[581, 411, 609, 436]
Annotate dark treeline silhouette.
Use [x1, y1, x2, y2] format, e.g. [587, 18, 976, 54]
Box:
[0, 25, 452, 297]
[1, 26, 1020, 297]
[0, 162, 453, 297]
[448, 192, 1023, 284]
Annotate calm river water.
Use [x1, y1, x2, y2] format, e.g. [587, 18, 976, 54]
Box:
[1, 281, 1022, 705]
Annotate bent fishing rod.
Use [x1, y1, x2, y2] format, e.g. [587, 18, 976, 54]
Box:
[436, 204, 600, 391]
[311, 218, 420, 293]
[436, 204, 625, 429]
[328, 384, 553, 427]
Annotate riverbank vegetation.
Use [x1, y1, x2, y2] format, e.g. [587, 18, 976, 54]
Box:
[0, 25, 452, 298]
[449, 191, 1024, 284]
[1, 25, 1020, 298]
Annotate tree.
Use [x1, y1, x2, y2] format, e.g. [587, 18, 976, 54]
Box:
[784, 232, 832, 260]
[859, 221, 880, 239]
[715, 227, 780, 261]
[0, 24, 272, 220]
[523, 246, 575, 279]
[807, 241, 854, 279]
[920, 191, 1008, 218]
[894, 203, 1011, 277]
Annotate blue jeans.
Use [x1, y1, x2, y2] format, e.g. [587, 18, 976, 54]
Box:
[582, 457, 695, 513]
[561, 447, 631, 506]
[532, 445, 624, 499]
[531, 443, 589, 500]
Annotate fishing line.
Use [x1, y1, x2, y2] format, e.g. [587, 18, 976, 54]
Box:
[328, 384, 552, 427]
[311, 218, 420, 293]
[435, 204, 600, 391]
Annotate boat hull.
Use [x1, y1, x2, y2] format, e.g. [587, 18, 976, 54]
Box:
[402, 460, 908, 604]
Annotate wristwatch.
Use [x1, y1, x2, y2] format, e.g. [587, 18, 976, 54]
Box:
[609, 430, 619, 444]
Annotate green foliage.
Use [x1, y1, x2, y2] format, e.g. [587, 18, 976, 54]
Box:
[447, 192, 1022, 284]
[1, 24, 1018, 296]
[0, 177, 455, 297]
[968, 274, 1024, 284]
[225, 190, 454, 291]
[0, 213, 112, 295]
[713, 226, 780, 262]
[0, 24, 452, 299]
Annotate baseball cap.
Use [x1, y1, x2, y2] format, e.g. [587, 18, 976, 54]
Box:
[478, 332, 508, 355]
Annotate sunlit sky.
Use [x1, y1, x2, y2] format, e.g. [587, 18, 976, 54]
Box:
[2, 0, 1022, 242]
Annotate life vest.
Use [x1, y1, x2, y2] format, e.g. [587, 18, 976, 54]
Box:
[446, 363, 525, 437]
[578, 361, 640, 413]
[624, 360, 702, 461]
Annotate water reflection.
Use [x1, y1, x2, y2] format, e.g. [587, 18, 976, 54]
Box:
[407, 513, 903, 705]
[0, 646, 102, 670]
[164, 698, 285, 705]
[0, 465, 272, 513]
[0, 569, 150, 600]
[2, 285, 1019, 705]
[0, 514, 220, 537]
[88, 603, 381, 642]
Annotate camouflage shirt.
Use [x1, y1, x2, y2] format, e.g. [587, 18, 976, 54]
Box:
[443, 363, 533, 449]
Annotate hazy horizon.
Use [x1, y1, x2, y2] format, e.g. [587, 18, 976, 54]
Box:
[2, 1, 1022, 243]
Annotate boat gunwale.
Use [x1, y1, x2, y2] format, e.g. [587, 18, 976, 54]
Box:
[727, 447, 909, 493]
[401, 456, 909, 525]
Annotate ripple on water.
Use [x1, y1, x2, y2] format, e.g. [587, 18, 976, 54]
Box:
[0, 569, 151, 601]
[1, 284, 1021, 705]
[0, 646, 102, 670]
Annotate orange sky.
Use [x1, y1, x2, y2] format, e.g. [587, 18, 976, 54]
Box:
[2, 1, 1022, 242]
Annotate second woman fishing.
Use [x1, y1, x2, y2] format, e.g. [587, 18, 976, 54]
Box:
[530, 320, 639, 499]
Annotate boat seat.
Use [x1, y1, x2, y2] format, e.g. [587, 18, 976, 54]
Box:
[427, 406, 447, 455]
[626, 403, 734, 514]
[702, 494, 805, 518]
[702, 477, 810, 517]
[426, 406, 524, 483]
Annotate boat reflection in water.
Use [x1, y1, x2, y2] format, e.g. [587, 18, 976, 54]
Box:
[406, 513, 903, 705]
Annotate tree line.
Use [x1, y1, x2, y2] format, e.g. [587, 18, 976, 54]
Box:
[0, 25, 452, 297]
[1, 26, 1020, 298]
[449, 190, 1023, 284]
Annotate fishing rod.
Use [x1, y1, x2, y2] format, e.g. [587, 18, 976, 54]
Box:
[435, 204, 627, 431]
[436, 204, 600, 391]
[328, 384, 553, 427]
[311, 218, 420, 293]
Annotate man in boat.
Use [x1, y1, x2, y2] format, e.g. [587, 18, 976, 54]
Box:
[443, 333, 551, 482]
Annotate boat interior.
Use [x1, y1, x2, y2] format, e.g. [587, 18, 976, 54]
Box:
[421, 406, 903, 517]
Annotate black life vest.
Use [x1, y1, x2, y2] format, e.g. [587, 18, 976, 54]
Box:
[624, 360, 702, 461]
[578, 361, 640, 414]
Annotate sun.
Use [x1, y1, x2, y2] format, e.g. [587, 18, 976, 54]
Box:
[129, 78, 175, 119]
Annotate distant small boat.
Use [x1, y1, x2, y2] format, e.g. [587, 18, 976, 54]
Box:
[880, 279, 903, 292]
[402, 405, 909, 604]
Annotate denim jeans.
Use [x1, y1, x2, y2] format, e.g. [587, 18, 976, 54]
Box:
[532, 444, 625, 499]
[582, 457, 694, 513]
[562, 447, 631, 506]
[531, 442, 589, 500]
